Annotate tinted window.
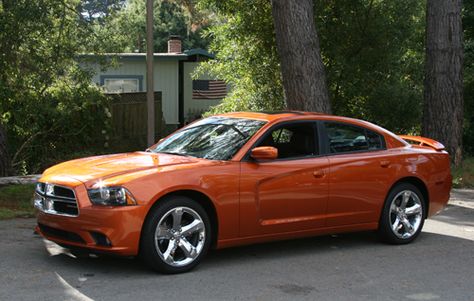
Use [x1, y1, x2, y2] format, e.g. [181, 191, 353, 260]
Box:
[257, 123, 317, 159]
[325, 122, 384, 153]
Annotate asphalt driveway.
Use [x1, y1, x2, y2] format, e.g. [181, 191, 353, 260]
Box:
[0, 190, 473, 301]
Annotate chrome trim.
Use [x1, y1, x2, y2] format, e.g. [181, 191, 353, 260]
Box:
[35, 182, 79, 217]
[46, 195, 76, 202]
[35, 182, 45, 194]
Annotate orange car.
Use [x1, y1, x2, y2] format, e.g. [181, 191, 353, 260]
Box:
[34, 111, 451, 273]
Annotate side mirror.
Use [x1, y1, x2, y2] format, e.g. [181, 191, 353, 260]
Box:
[250, 146, 278, 161]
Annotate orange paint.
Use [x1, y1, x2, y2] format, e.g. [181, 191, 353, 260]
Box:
[35, 111, 451, 255]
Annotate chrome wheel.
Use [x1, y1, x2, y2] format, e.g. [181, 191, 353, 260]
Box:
[154, 206, 205, 267]
[389, 190, 423, 239]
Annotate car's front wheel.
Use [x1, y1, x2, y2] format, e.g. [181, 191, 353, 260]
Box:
[378, 183, 426, 244]
[140, 196, 211, 273]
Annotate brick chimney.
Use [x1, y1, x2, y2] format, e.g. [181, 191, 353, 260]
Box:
[168, 35, 182, 53]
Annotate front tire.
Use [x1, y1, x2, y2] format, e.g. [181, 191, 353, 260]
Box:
[378, 183, 426, 244]
[140, 196, 211, 274]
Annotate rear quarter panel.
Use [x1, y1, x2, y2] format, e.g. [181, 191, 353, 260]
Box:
[387, 147, 451, 217]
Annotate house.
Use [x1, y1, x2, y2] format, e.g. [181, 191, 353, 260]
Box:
[81, 36, 226, 131]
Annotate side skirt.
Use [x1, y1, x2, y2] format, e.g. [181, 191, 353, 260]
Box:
[216, 222, 378, 249]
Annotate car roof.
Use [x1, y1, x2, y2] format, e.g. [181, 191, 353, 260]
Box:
[215, 111, 408, 149]
[216, 111, 329, 122]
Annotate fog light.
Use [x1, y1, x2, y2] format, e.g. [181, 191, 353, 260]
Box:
[90, 231, 112, 247]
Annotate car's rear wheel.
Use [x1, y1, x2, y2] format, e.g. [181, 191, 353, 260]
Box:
[378, 183, 426, 244]
[140, 196, 211, 274]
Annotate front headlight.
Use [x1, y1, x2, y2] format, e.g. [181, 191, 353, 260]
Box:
[87, 186, 137, 206]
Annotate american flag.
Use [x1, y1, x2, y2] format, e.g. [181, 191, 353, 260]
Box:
[192, 80, 227, 99]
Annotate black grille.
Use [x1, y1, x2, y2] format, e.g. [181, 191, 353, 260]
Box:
[53, 201, 79, 216]
[53, 186, 75, 199]
[38, 223, 85, 244]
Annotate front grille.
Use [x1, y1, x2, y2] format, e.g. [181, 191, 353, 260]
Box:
[53, 185, 75, 199]
[34, 183, 79, 217]
[38, 223, 85, 243]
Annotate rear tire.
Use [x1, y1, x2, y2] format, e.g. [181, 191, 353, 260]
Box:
[378, 183, 426, 244]
[140, 196, 211, 274]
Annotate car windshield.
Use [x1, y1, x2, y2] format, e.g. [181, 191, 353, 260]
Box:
[150, 117, 267, 160]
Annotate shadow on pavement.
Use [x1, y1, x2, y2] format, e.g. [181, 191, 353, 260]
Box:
[430, 203, 474, 227]
[44, 228, 472, 276]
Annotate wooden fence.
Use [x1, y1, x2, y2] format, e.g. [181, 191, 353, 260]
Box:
[107, 92, 164, 152]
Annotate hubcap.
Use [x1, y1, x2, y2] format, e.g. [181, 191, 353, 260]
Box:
[389, 190, 423, 239]
[154, 207, 205, 267]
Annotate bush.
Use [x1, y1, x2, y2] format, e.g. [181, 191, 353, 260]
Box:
[3, 75, 111, 175]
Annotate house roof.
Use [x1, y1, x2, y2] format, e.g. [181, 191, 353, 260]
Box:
[78, 48, 214, 62]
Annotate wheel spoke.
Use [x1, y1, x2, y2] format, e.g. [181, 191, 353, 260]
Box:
[392, 217, 401, 232]
[162, 241, 176, 264]
[390, 203, 399, 214]
[400, 191, 411, 209]
[179, 238, 198, 259]
[155, 226, 172, 240]
[181, 219, 204, 237]
[405, 203, 422, 216]
[172, 208, 183, 230]
[401, 218, 413, 234]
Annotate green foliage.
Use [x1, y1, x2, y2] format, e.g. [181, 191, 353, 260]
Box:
[452, 157, 474, 188]
[197, 0, 285, 114]
[0, 0, 116, 174]
[0, 184, 35, 219]
[78, 0, 125, 22]
[111, 0, 211, 53]
[6, 75, 111, 173]
[463, 1, 474, 155]
[317, 0, 425, 133]
[2, 68, 111, 173]
[198, 0, 425, 133]
[1, 0, 472, 176]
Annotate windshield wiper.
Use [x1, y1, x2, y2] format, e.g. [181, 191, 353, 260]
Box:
[214, 123, 248, 139]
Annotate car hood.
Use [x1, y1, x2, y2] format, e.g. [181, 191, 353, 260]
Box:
[41, 152, 200, 186]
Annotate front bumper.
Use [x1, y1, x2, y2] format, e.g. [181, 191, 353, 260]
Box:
[35, 184, 148, 256]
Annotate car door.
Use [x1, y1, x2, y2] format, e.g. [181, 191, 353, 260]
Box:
[322, 121, 395, 227]
[239, 121, 329, 236]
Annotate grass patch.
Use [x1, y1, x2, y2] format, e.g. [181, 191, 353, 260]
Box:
[452, 157, 474, 188]
[0, 184, 36, 219]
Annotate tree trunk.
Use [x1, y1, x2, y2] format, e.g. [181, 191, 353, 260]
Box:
[0, 124, 10, 176]
[422, 0, 464, 166]
[271, 0, 331, 113]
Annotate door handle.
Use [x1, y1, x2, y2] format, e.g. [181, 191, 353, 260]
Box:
[380, 160, 390, 168]
[313, 170, 325, 178]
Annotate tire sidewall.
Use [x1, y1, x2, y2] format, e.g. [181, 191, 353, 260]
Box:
[379, 183, 426, 244]
[140, 195, 212, 273]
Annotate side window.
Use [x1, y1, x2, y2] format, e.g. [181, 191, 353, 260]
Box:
[325, 122, 384, 154]
[366, 129, 383, 150]
[257, 123, 317, 159]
